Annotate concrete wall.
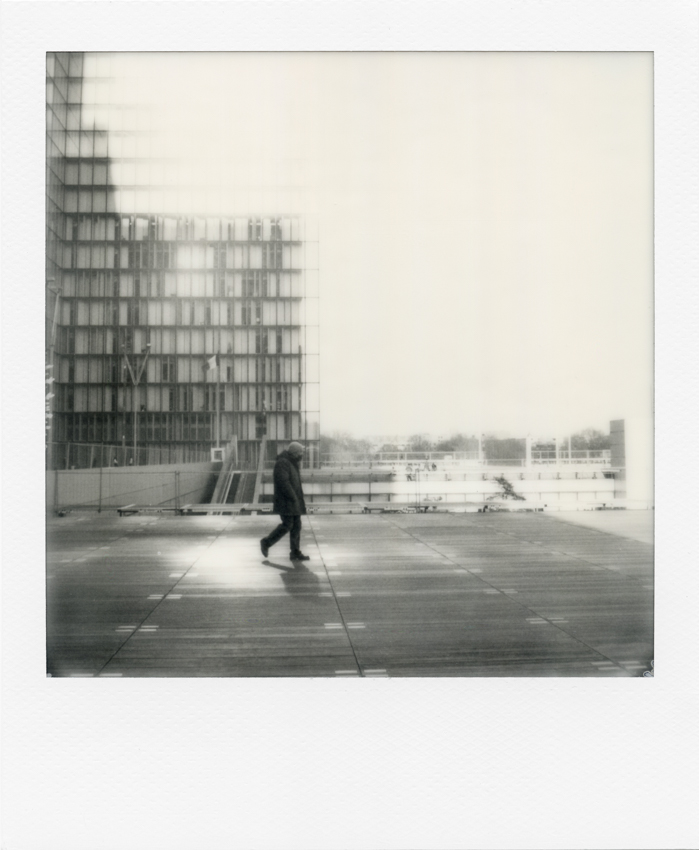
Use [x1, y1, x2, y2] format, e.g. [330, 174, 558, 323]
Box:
[611, 418, 654, 508]
[47, 461, 220, 511]
[621, 417, 654, 507]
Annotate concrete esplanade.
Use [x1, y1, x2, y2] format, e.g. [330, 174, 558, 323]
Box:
[47, 507, 653, 678]
[45, 419, 653, 677]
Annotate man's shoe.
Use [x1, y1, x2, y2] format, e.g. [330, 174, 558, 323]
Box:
[260, 539, 270, 558]
[290, 551, 310, 561]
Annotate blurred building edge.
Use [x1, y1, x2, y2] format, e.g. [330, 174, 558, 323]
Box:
[45, 52, 320, 471]
[610, 418, 654, 509]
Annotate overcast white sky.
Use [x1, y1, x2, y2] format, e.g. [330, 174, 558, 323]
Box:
[95, 51, 654, 440]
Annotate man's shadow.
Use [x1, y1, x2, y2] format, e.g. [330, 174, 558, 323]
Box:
[262, 559, 322, 598]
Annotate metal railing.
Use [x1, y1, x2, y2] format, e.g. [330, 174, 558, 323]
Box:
[531, 450, 611, 464]
[50, 443, 612, 472]
[320, 451, 479, 465]
[319, 450, 611, 468]
[48, 441, 211, 470]
[296, 469, 614, 485]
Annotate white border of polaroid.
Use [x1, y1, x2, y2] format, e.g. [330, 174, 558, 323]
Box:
[1, 2, 697, 849]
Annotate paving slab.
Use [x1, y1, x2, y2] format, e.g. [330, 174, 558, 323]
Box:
[46, 511, 654, 677]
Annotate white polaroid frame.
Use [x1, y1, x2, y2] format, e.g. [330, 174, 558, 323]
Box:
[1, 2, 697, 848]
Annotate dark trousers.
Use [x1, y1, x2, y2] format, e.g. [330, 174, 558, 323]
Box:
[263, 515, 302, 554]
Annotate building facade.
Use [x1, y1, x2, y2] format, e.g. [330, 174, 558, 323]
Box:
[46, 53, 319, 469]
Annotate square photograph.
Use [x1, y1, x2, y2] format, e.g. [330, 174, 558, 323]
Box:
[45, 51, 654, 678]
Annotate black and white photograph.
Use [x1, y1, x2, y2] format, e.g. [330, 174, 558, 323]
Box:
[2, 2, 697, 849]
[44, 49, 654, 678]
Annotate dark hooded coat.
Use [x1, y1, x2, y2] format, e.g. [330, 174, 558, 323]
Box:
[272, 450, 307, 516]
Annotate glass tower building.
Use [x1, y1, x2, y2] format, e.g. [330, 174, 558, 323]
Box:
[46, 52, 320, 470]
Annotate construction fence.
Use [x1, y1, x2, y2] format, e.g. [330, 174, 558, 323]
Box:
[46, 460, 220, 513]
[48, 441, 211, 470]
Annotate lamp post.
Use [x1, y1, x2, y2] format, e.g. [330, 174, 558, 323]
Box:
[46, 278, 61, 469]
[122, 342, 151, 463]
[216, 356, 221, 449]
[47, 278, 61, 370]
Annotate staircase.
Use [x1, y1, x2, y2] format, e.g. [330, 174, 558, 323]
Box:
[230, 472, 256, 504]
[207, 437, 267, 514]
[210, 444, 238, 505]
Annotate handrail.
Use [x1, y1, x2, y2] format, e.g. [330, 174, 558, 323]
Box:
[210, 438, 239, 504]
[251, 435, 267, 507]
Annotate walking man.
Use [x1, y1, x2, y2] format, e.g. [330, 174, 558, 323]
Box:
[260, 441, 310, 561]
